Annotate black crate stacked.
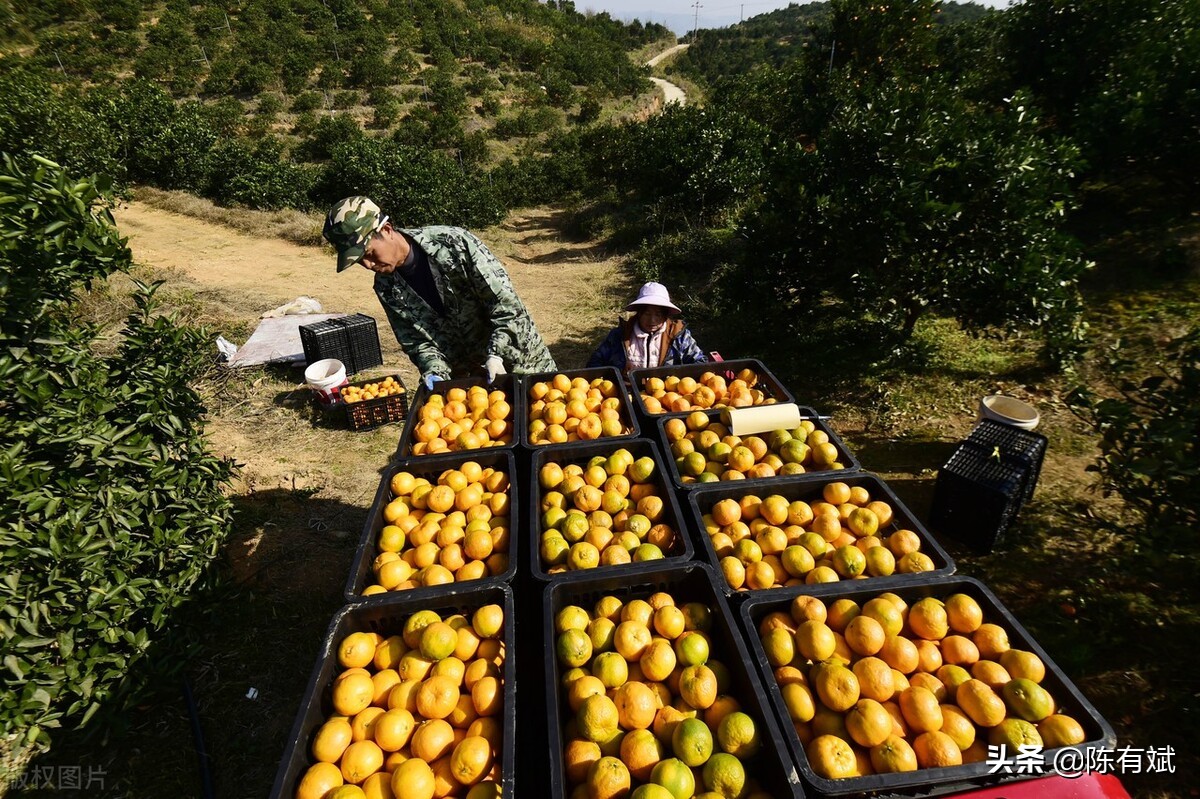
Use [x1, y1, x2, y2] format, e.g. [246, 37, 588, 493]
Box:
[299, 313, 383, 375]
[929, 419, 1048, 553]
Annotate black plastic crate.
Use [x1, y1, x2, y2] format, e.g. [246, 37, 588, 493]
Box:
[628, 357, 796, 420]
[739, 575, 1116, 799]
[344, 449, 518, 603]
[269, 583, 517, 799]
[656, 407, 862, 491]
[528, 437, 695, 583]
[929, 443, 1028, 554]
[335, 374, 409, 431]
[395, 373, 521, 459]
[299, 313, 383, 375]
[686, 472, 956, 601]
[519, 366, 641, 451]
[966, 419, 1047, 504]
[544, 562, 805, 798]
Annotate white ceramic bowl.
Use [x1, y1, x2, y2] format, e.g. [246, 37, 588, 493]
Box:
[978, 394, 1040, 431]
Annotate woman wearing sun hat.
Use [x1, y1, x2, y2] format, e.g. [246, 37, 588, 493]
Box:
[587, 282, 708, 374]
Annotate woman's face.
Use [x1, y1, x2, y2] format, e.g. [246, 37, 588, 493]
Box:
[636, 306, 669, 333]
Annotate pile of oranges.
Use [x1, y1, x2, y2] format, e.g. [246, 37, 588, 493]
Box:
[537, 448, 679, 573]
[342, 376, 406, 404]
[364, 461, 510, 595]
[294, 604, 507, 799]
[639, 368, 775, 414]
[409, 385, 513, 455]
[554, 592, 773, 799]
[664, 411, 846, 484]
[700, 480, 937, 591]
[527, 373, 632, 446]
[757, 590, 1088, 781]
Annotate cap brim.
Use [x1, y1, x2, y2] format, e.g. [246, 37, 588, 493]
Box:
[336, 244, 366, 273]
[627, 300, 680, 313]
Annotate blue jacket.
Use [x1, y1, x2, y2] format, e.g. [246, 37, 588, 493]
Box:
[587, 318, 707, 375]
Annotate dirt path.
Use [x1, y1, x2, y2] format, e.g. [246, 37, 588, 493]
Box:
[647, 44, 689, 108]
[113, 200, 633, 499]
[114, 202, 629, 374]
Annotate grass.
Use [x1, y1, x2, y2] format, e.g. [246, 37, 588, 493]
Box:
[14, 182, 1200, 798]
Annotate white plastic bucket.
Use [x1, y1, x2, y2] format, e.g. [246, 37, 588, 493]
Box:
[304, 358, 348, 407]
[978, 394, 1040, 431]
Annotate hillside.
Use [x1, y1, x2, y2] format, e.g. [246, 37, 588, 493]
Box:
[670, 0, 995, 89]
[0, 0, 674, 171]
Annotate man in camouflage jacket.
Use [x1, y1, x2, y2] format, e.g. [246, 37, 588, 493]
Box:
[323, 196, 556, 384]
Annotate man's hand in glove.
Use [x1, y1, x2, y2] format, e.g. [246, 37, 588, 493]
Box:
[485, 356, 506, 383]
[423, 374, 444, 391]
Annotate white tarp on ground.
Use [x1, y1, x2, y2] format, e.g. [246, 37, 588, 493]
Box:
[226, 313, 345, 368]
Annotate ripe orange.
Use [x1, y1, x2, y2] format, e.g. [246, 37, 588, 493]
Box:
[340, 739, 384, 784]
[939, 704, 977, 750]
[296, 762, 344, 799]
[312, 718, 354, 763]
[812, 662, 861, 712]
[870, 735, 918, 774]
[913, 730, 963, 769]
[1038, 714, 1087, 748]
[907, 598, 949, 640]
[450, 735, 494, 786]
[878, 635, 920, 674]
[333, 672, 376, 717]
[620, 728, 666, 781]
[416, 675, 460, 720]
[564, 738, 602, 783]
[795, 620, 837, 662]
[844, 615, 886, 657]
[956, 679, 1007, 728]
[588, 756, 631, 799]
[852, 657, 896, 703]
[410, 718, 456, 762]
[1000, 649, 1046, 683]
[340, 633, 379, 669]
[678, 664, 718, 710]
[846, 698, 893, 747]
[899, 686, 943, 733]
[614, 680, 659, 730]
[373, 708, 416, 752]
[973, 623, 1012, 660]
[806, 734, 857, 779]
[941, 635, 981, 666]
[390, 758, 436, 799]
[471, 675, 503, 716]
[945, 593, 984, 634]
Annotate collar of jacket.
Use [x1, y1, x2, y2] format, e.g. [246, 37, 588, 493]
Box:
[620, 317, 683, 367]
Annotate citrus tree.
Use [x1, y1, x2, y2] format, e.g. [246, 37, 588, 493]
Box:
[0, 154, 235, 788]
[1068, 327, 1200, 550]
[718, 0, 1089, 363]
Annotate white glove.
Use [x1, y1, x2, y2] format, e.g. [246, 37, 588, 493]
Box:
[423, 374, 444, 391]
[485, 355, 506, 382]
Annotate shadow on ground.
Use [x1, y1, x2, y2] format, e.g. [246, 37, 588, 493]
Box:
[16, 490, 367, 799]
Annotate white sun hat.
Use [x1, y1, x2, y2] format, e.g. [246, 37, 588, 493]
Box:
[626, 282, 681, 314]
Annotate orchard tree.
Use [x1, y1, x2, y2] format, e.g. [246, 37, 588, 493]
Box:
[1002, 0, 1200, 180]
[0, 154, 235, 789]
[723, 0, 1090, 362]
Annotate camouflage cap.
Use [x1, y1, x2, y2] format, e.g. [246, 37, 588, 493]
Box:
[323, 196, 388, 272]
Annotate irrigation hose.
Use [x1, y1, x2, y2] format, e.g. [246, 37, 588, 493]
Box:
[182, 677, 216, 799]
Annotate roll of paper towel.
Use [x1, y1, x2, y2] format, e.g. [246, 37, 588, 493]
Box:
[722, 403, 804, 436]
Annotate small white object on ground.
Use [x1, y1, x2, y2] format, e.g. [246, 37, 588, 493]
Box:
[261, 296, 324, 318]
[215, 336, 238, 361]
